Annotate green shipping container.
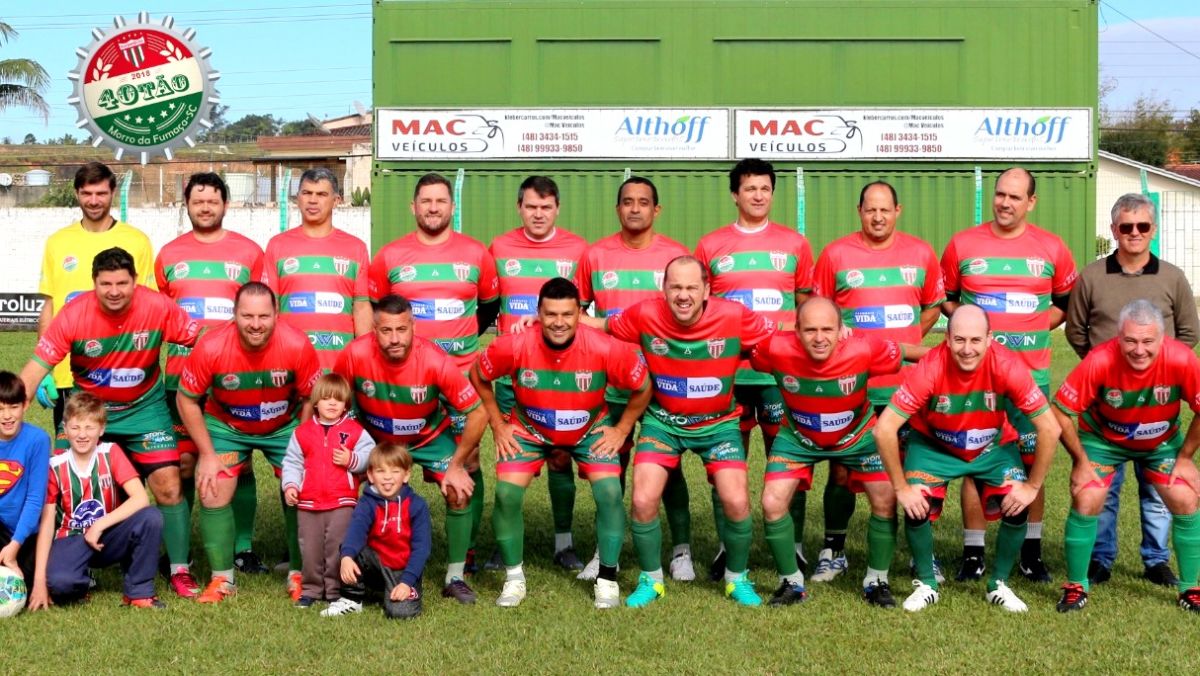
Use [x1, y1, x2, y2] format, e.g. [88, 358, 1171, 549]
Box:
[372, 0, 1097, 259]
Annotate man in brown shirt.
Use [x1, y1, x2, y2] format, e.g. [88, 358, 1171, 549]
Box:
[1065, 192, 1199, 587]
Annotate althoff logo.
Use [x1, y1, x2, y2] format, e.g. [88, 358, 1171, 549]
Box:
[616, 115, 711, 144]
[975, 115, 1071, 144]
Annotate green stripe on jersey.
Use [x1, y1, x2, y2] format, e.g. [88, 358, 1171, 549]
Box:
[354, 377, 442, 405]
[276, 255, 360, 278]
[836, 267, 926, 289]
[211, 369, 294, 390]
[1095, 384, 1180, 408]
[162, 260, 254, 284]
[590, 270, 659, 296]
[931, 390, 1002, 415]
[645, 337, 740, 361]
[387, 263, 479, 284]
[71, 329, 164, 355]
[710, 251, 796, 275]
[772, 371, 866, 397]
[513, 368, 606, 393]
[496, 258, 576, 278]
[960, 256, 1056, 278]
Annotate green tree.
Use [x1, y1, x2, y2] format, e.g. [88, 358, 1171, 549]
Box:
[214, 113, 280, 141]
[22, 132, 35, 144]
[0, 22, 50, 122]
[1180, 109, 1200, 164]
[1099, 94, 1175, 167]
[198, 103, 230, 142]
[280, 118, 321, 136]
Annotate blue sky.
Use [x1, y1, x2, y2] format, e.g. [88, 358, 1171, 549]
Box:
[1, 0, 1197, 142]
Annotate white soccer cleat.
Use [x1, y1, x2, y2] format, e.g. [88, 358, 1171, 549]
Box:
[320, 597, 362, 617]
[903, 580, 940, 612]
[986, 581, 1028, 613]
[669, 551, 696, 582]
[594, 579, 620, 609]
[496, 579, 527, 608]
[810, 548, 848, 583]
[577, 552, 600, 582]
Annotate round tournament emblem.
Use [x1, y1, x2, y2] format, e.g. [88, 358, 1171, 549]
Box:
[845, 270, 865, 289]
[173, 262, 189, 279]
[782, 375, 800, 393]
[716, 255, 735, 274]
[1104, 389, 1123, 407]
[282, 258, 300, 275]
[504, 259, 522, 276]
[221, 374, 240, 389]
[398, 265, 417, 283]
[967, 258, 988, 275]
[83, 339, 103, 357]
[519, 369, 538, 388]
[63, 256, 78, 272]
[934, 395, 951, 413]
[361, 381, 376, 397]
[601, 271, 619, 290]
[649, 337, 669, 356]
[69, 12, 220, 164]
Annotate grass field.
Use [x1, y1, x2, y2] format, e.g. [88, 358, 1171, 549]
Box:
[2, 330, 1194, 674]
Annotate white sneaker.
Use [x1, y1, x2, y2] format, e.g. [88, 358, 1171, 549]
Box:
[986, 581, 1028, 613]
[669, 552, 696, 581]
[321, 597, 363, 617]
[594, 578, 620, 609]
[903, 580, 940, 612]
[577, 552, 600, 581]
[496, 579, 527, 608]
[810, 548, 848, 583]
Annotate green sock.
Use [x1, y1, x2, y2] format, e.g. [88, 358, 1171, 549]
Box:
[468, 468, 485, 549]
[867, 514, 897, 572]
[723, 516, 753, 574]
[711, 487, 727, 544]
[492, 481, 526, 567]
[631, 517, 663, 572]
[548, 466, 576, 538]
[232, 470, 257, 553]
[181, 476, 196, 516]
[199, 504, 235, 572]
[1064, 509, 1099, 591]
[990, 518, 1027, 590]
[159, 501, 191, 567]
[764, 515, 799, 576]
[823, 482, 856, 538]
[905, 518, 938, 588]
[790, 490, 807, 543]
[662, 470, 692, 547]
[282, 500, 301, 570]
[591, 478, 625, 567]
[445, 507, 472, 566]
[1171, 511, 1200, 593]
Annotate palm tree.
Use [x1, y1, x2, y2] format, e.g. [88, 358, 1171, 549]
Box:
[0, 21, 50, 122]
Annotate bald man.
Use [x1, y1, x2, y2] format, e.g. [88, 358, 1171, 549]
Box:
[875, 304, 1060, 612]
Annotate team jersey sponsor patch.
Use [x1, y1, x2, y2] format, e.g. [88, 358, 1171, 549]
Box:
[228, 400, 289, 422]
[178, 297, 234, 321]
[286, 292, 346, 314]
[68, 498, 106, 531]
[410, 298, 467, 320]
[973, 291, 1038, 315]
[850, 304, 916, 329]
[1105, 419, 1171, 441]
[931, 426, 999, 451]
[653, 375, 723, 399]
[724, 288, 785, 312]
[788, 409, 855, 433]
[523, 406, 591, 432]
[364, 414, 427, 436]
[86, 368, 146, 388]
[504, 295, 537, 316]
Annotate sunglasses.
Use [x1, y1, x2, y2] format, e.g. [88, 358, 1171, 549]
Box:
[1116, 222, 1152, 235]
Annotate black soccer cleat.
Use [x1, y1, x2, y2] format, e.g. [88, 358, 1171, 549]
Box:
[1144, 562, 1179, 588]
[1018, 556, 1052, 583]
[1179, 587, 1200, 612]
[864, 581, 897, 608]
[768, 580, 808, 606]
[708, 549, 728, 582]
[234, 550, 269, 574]
[1056, 583, 1088, 613]
[1087, 559, 1111, 585]
[956, 555, 985, 581]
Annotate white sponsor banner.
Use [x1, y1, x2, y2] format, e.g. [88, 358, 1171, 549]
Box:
[376, 108, 729, 160]
[734, 108, 1091, 161]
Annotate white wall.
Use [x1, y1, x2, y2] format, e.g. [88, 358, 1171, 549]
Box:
[0, 206, 372, 294]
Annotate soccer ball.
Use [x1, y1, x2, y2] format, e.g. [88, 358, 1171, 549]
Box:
[0, 566, 28, 618]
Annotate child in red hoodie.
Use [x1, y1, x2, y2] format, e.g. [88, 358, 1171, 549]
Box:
[281, 373, 374, 608]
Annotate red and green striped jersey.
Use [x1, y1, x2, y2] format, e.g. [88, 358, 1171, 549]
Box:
[814, 230, 944, 405]
[490, 227, 588, 334]
[46, 443, 138, 540]
[608, 297, 775, 435]
[478, 325, 647, 447]
[333, 334, 480, 450]
[695, 222, 814, 385]
[940, 223, 1077, 387]
[178, 322, 321, 436]
[33, 287, 200, 409]
[751, 333, 902, 452]
[1055, 337, 1200, 452]
[889, 343, 1048, 461]
[577, 232, 689, 318]
[154, 230, 266, 390]
[265, 227, 370, 370]
[368, 231, 499, 373]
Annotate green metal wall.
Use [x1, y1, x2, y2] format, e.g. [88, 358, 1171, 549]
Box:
[372, 0, 1098, 259]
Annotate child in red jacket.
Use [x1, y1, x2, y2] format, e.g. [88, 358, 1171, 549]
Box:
[281, 373, 374, 608]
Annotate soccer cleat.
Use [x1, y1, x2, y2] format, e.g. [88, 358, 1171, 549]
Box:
[294, 596, 317, 609]
[168, 570, 201, 599]
[553, 547, 584, 571]
[1088, 559, 1112, 585]
[1178, 587, 1200, 612]
[287, 571, 303, 602]
[863, 581, 897, 608]
[577, 552, 600, 582]
[321, 597, 363, 617]
[625, 573, 665, 608]
[593, 579, 620, 609]
[956, 555, 985, 581]
[1018, 557, 1052, 583]
[122, 595, 167, 609]
[1056, 582, 1089, 613]
[725, 572, 763, 607]
[233, 550, 269, 574]
[986, 581, 1028, 612]
[1144, 562, 1179, 588]
[708, 548, 727, 582]
[669, 551, 696, 582]
[810, 548, 848, 583]
[442, 578, 477, 605]
[464, 549, 479, 576]
[903, 580, 940, 612]
[496, 579, 527, 608]
[196, 576, 236, 604]
[767, 580, 808, 606]
[483, 549, 504, 572]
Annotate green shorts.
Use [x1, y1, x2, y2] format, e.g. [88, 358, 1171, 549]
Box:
[1079, 430, 1181, 489]
[903, 431, 1027, 522]
[409, 432, 458, 484]
[766, 431, 885, 492]
[497, 429, 620, 479]
[1006, 384, 1050, 465]
[206, 414, 298, 477]
[56, 395, 178, 475]
[734, 384, 784, 435]
[634, 418, 746, 479]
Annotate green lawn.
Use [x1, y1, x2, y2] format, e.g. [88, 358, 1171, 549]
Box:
[2, 331, 1193, 673]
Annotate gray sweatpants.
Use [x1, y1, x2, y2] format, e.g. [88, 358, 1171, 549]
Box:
[297, 506, 354, 600]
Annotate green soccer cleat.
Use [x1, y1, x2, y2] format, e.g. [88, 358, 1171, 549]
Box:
[626, 573, 665, 608]
[724, 572, 762, 607]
